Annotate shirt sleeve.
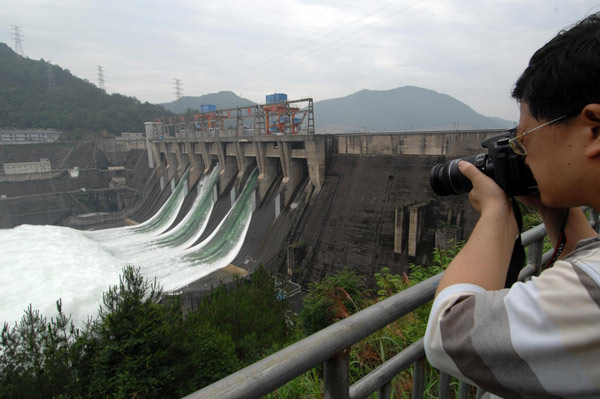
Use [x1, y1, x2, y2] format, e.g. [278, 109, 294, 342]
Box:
[424, 259, 600, 398]
[424, 283, 486, 385]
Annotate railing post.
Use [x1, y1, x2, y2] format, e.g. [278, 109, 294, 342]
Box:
[527, 239, 544, 275]
[437, 372, 451, 399]
[412, 358, 425, 399]
[377, 382, 392, 399]
[458, 381, 470, 399]
[324, 348, 350, 399]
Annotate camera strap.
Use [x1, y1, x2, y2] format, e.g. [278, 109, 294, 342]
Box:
[541, 208, 569, 271]
[505, 198, 525, 288]
[505, 204, 570, 287]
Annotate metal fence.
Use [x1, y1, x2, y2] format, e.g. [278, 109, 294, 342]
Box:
[183, 209, 599, 399]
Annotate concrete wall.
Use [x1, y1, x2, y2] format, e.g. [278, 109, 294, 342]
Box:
[289, 152, 481, 288]
[96, 139, 146, 165]
[0, 142, 74, 167]
[335, 130, 504, 157]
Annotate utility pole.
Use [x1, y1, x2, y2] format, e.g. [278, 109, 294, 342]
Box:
[97, 66, 105, 91]
[173, 79, 183, 101]
[47, 61, 56, 91]
[10, 25, 24, 56]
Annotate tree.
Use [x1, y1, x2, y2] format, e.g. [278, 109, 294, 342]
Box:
[179, 321, 239, 392]
[0, 301, 78, 399]
[79, 266, 188, 399]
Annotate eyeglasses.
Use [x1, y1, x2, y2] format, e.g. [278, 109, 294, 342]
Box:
[508, 115, 568, 155]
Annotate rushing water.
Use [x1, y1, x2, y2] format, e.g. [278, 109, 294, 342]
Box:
[0, 168, 257, 327]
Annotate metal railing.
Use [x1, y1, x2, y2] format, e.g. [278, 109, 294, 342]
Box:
[184, 209, 599, 399]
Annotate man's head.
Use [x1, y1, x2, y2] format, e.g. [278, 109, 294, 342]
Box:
[511, 13, 600, 209]
[512, 12, 600, 122]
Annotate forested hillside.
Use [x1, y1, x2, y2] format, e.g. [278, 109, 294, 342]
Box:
[0, 43, 171, 139]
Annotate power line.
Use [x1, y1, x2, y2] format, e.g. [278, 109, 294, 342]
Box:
[101, 1, 403, 99]
[203, 0, 438, 91]
[173, 78, 183, 101]
[205, 0, 400, 80]
[98, 66, 106, 91]
[10, 25, 24, 56]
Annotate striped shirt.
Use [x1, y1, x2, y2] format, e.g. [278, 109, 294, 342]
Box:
[424, 236, 600, 399]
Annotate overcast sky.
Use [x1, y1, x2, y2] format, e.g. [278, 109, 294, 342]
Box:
[2, 0, 598, 121]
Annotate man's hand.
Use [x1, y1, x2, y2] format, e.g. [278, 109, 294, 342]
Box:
[459, 161, 513, 218]
[435, 162, 519, 295]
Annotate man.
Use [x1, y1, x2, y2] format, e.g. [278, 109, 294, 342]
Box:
[424, 13, 600, 398]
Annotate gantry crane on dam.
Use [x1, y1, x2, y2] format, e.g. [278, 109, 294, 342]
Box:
[150, 94, 315, 139]
[143, 94, 325, 217]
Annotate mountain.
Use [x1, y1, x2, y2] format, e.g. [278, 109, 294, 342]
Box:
[314, 86, 515, 133]
[162, 87, 516, 133]
[160, 92, 256, 113]
[486, 116, 516, 129]
[0, 43, 171, 139]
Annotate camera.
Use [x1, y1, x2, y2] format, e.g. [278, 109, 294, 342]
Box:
[429, 130, 538, 196]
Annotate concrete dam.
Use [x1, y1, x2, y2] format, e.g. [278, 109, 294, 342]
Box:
[0, 117, 506, 302]
[77, 127, 503, 301]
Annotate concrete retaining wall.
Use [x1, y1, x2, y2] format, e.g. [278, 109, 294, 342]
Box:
[334, 130, 504, 157]
[96, 139, 146, 164]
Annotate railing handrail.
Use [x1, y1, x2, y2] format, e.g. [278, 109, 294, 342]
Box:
[184, 208, 599, 399]
[349, 338, 425, 399]
[183, 274, 441, 398]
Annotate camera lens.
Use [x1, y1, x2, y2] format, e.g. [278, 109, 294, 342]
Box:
[429, 154, 485, 196]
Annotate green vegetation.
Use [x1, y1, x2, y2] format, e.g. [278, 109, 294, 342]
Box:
[186, 267, 292, 364]
[518, 201, 553, 255]
[0, 43, 172, 139]
[300, 271, 365, 335]
[1, 243, 467, 399]
[270, 244, 464, 399]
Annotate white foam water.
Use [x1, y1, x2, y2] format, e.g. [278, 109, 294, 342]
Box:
[1, 170, 257, 328]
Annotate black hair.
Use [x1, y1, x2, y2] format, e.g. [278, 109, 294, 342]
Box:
[512, 13, 600, 121]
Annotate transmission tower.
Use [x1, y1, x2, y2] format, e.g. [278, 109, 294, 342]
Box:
[97, 66, 106, 91]
[173, 79, 183, 101]
[47, 61, 56, 91]
[10, 25, 24, 56]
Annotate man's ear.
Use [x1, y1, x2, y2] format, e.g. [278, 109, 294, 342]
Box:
[582, 104, 600, 158]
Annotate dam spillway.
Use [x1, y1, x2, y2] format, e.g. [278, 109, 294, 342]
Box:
[0, 166, 260, 326]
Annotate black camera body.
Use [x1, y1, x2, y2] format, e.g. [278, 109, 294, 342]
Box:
[429, 130, 538, 196]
